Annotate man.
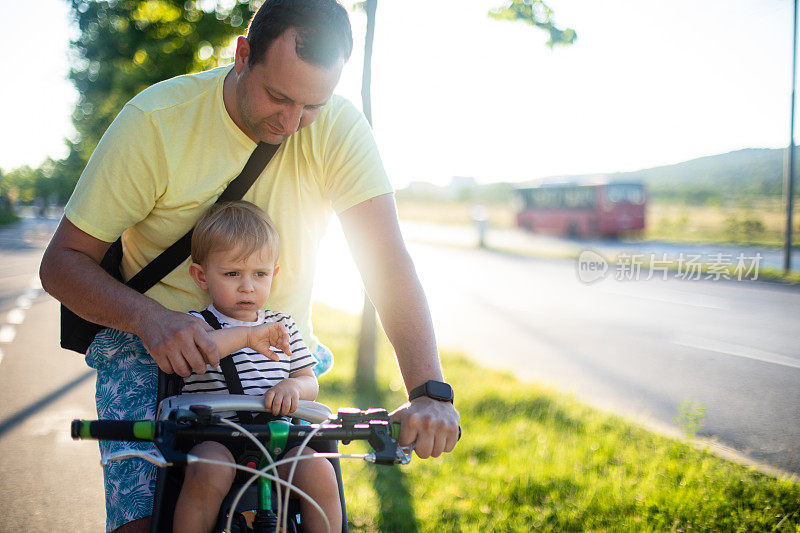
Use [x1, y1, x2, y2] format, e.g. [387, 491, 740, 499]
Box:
[40, 0, 459, 531]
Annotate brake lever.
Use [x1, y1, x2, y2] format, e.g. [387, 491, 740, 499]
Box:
[396, 444, 414, 465]
[364, 444, 413, 465]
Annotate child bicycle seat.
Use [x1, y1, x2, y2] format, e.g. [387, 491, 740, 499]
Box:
[149, 393, 349, 533]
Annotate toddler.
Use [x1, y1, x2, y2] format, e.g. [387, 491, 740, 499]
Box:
[172, 200, 341, 533]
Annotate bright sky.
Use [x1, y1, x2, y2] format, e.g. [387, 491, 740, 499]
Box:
[0, 0, 796, 187]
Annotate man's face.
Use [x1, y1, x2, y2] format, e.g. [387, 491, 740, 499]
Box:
[231, 30, 344, 144]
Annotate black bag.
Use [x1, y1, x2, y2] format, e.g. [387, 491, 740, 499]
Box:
[59, 239, 125, 352]
[60, 142, 281, 354]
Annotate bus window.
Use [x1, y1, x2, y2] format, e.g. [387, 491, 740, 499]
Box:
[525, 189, 534, 208]
[607, 183, 644, 204]
[564, 187, 595, 208]
[533, 188, 563, 209]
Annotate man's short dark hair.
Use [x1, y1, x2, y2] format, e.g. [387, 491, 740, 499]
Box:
[246, 0, 353, 69]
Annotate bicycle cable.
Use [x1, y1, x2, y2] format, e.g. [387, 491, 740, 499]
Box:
[219, 419, 337, 533]
[190, 456, 330, 533]
[281, 423, 323, 533]
[223, 450, 370, 533]
[219, 417, 283, 525]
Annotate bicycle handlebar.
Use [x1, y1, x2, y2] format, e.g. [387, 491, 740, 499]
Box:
[70, 418, 402, 444]
[71, 419, 156, 441]
[72, 403, 413, 465]
[72, 399, 459, 467]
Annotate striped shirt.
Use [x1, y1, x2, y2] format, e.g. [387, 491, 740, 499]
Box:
[181, 305, 316, 397]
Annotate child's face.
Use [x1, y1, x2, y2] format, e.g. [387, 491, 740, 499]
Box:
[189, 245, 278, 322]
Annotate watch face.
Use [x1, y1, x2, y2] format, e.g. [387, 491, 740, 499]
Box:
[427, 381, 453, 401]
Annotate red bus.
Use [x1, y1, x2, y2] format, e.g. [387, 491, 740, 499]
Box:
[515, 180, 646, 238]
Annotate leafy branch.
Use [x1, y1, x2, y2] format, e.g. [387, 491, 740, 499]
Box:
[489, 0, 577, 48]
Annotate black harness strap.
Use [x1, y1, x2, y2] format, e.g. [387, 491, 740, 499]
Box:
[127, 142, 280, 294]
[199, 309, 254, 424]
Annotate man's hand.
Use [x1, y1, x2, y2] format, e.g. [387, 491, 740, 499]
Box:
[390, 398, 460, 459]
[135, 307, 216, 377]
[247, 323, 293, 362]
[263, 378, 302, 416]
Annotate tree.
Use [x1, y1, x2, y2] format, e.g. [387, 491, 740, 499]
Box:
[65, 0, 260, 167]
[46, 140, 90, 203]
[354, 0, 379, 391]
[0, 165, 39, 204]
[489, 0, 577, 47]
[0, 166, 16, 224]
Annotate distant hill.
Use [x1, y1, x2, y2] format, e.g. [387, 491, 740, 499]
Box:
[397, 147, 799, 205]
[552, 147, 798, 203]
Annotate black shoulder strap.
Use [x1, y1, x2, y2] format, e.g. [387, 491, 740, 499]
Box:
[126, 142, 280, 294]
[199, 309, 253, 424]
[200, 309, 223, 330]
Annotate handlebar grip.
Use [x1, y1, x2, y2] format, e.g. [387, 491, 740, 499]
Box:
[71, 420, 156, 441]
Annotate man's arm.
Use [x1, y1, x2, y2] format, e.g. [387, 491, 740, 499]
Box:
[338, 193, 460, 459]
[39, 217, 217, 376]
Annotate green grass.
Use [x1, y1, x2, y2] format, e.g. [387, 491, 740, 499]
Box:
[312, 303, 800, 532]
[757, 266, 800, 285]
[643, 200, 800, 248]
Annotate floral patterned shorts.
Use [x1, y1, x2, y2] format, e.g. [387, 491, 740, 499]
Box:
[85, 328, 333, 532]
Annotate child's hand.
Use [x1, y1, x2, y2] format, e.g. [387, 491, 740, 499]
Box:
[263, 379, 302, 416]
[246, 323, 293, 361]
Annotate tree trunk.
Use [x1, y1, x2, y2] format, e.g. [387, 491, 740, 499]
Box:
[355, 0, 378, 391]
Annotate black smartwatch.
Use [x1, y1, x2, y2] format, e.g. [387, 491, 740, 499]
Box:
[408, 380, 454, 403]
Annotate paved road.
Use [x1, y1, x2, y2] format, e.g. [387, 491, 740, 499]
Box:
[316, 221, 800, 476]
[0, 216, 105, 531]
[407, 234, 800, 476]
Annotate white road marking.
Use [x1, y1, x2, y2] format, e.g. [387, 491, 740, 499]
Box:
[0, 279, 40, 362]
[23, 288, 39, 300]
[0, 325, 16, 343]
[6, 309, 25, 324]
[673, 335, 800, 370]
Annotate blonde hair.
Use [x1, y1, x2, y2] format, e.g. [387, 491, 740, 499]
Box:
[191, 201, 279, 265]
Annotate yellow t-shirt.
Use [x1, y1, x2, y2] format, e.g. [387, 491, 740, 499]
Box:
[65, 65, 393, 349]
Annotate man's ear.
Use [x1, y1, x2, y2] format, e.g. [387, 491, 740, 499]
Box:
[233, 36, 250, 75]
[189, 262, 208, 290]
[273, 264, 280, 278]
